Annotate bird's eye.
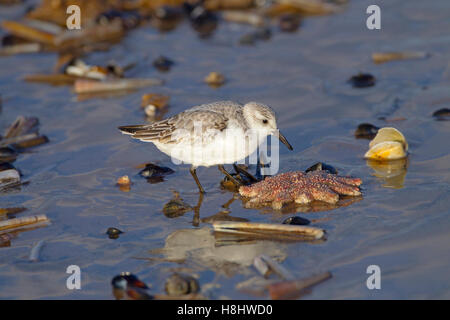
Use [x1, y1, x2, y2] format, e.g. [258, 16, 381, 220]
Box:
[262, 119, 268, 124]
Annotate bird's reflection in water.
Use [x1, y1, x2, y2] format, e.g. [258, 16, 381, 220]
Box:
[162, 191, 248, 227]
[366, 158, 409, 189]
[201, 195, 249, 224]
[148, 226, 289, 276]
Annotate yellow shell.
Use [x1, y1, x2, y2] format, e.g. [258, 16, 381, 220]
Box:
[369, 127, 408, 151]
[364, 141, 407, 160]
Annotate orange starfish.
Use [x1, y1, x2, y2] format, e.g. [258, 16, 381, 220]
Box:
[239, 171, 362, 209]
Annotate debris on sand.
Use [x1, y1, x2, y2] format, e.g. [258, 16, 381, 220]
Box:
[268, 271, 332, 300]
[222, 10, 265, 27]
[372, 51, 429, 64]
[254, 254, 294, 280]
[0, 116, 48, 149]
[0, 214, 50, 233]
[29, 240, 46, 262]
[74, 78, 163, 94]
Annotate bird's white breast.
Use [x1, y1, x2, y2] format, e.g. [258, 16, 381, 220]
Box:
[153, 127, 264, 167]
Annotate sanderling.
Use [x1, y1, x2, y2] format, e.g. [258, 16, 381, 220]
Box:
[118, 101, 293, 193]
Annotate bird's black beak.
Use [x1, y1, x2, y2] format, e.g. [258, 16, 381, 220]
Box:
[274, 130, 293, 150]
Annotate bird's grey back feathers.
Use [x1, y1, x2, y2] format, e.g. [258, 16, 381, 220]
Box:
[118, 101, 246, 144]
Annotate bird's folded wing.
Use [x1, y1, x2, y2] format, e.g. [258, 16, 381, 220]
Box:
[119, 110, 228, 144]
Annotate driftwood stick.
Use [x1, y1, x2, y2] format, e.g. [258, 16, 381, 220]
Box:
[0, 214, 50, 232]
[257, 255, 294, 280]
[213, 221, 325, 240]
[268, 271, 332, 300]
[74, 79, 164, 94]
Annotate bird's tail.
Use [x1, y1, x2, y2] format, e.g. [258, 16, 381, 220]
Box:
[118, 125, 149, 135]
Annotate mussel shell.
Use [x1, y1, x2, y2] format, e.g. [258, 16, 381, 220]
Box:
[282, 216, 310, 225]
[432, 108, 450, 120]
[348, 73, 376, 88]
[305, 162, 338, 174]
[106, 227, 123, 239]
[139, 163, 174, 183]
[355, 123, 379, 139]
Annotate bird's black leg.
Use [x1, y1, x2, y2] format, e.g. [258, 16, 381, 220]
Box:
[192, 191, 204, 227]
[233, 164, 258, 182]
[256, 151, 269, 179]
[218, 164, 242, 186]
[190, 166, 205, 194]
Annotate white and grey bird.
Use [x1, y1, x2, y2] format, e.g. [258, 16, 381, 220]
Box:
[118, 101, 293, 193]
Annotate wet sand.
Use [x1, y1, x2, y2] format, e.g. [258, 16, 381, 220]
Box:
[0, 0, 449, 299]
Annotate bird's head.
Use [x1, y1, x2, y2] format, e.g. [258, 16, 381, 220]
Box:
[243, 102, 293, 150]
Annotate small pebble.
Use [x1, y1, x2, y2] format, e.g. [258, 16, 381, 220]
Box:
[153, 56, 174, 72]
[432, 108, 450, 120]
[348, 73, 376, 88]
[106, 227, 123, 239]
[0, 233, 12, 247]
[163, 196, 192, 218]
[144, 105, 157, 117]
[282, 216, 311, 226]
[165, 273, 200, 296]
[204, 72, 225, 87]
[116, 175, 131, 192]
[355, 123, 379, 139]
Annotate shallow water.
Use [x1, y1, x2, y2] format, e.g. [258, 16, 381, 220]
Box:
[0, 0, 449, 299]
